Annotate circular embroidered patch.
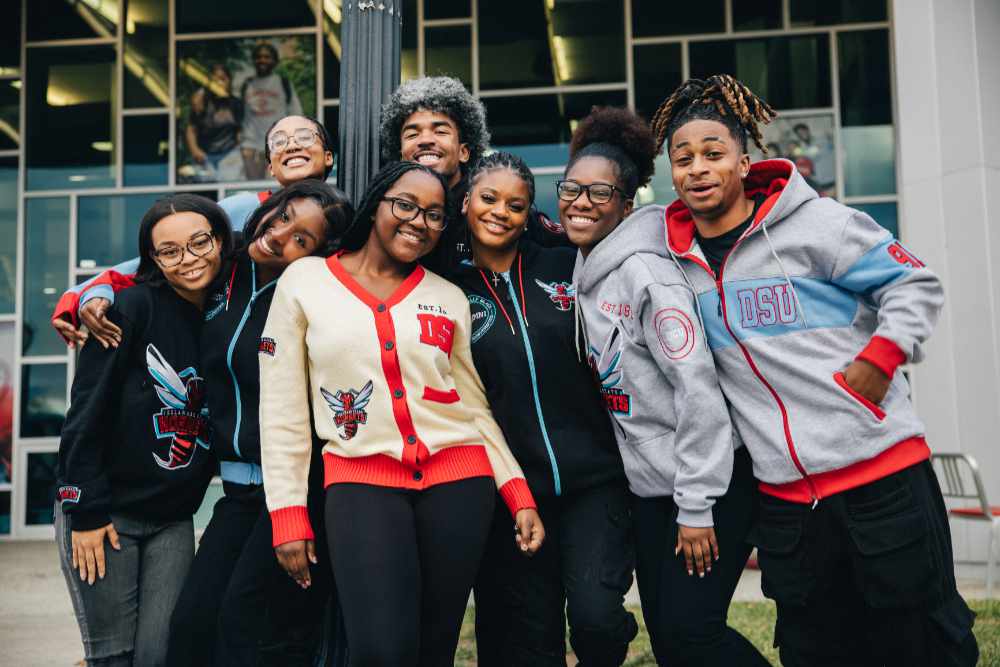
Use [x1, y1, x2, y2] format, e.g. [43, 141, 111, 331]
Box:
[654, 308, 696, 360]
[468, 294, 497, 343]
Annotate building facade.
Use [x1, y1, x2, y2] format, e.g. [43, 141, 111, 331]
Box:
[0, 0, 997, 564]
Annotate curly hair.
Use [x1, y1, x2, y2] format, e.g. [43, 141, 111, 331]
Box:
[566, 106, 657, 197]
[651, 75, 776, 155]
[379, 77, 490, 174]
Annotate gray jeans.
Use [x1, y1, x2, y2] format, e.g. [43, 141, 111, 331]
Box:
[55, 503, 195, 666]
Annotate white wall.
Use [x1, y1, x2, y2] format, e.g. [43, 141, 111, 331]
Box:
[893, 0, 1000, 562]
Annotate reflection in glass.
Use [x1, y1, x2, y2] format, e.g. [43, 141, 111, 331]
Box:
[485, 91, 628, 168]
[24, 198, 69, 357]
[27, 0, 117, 42]
[323, 1, 344, 100]
[0, 0, 20, 75]
[125, 0, 169, 108]
[479, 0, 625, 90]
[750, 114, 837, 197]
[0, 492, 9, 534]
[25, 46, 116, 190]
[0, 80, 19, 150]
[633, 43, 682, 125]
[533, 172, 561, 224]
[0, 158, 16, 313]
[733, 0, 782, 31]
[0, 322, 12, 487]
[426, 0, 470, 20]
[690, 35, 831, 110]
[402, 0, 418, 82]
[838, 30, 891, 126]
[20, 365, 66, 439]
[26, 452, 59, 525]
[842, 125, 895, 197]
[632, 0, 724, 38]
[426, 27, 471, 89]
[853, 202, 898, 239]
[790, 0, 887, 27]
[124, 115, 169, 186]
[78, 194, 164, 269]
[175, 0, 314, 32]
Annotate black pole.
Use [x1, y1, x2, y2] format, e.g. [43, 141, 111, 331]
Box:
[337, 0, 403, 205]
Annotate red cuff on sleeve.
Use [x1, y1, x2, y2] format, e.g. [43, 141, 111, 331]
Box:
[269, 506, 315, 547]
[52, 291, 81, 330]
[856, 335, 907, 378]
[498, 478, 537, 517]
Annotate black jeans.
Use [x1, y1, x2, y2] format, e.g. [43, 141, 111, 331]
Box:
[326, 476, 495, 667]
[165, 482, 333, 667]
[751, 459, 979, 667]
[632, 446, 770, 667]
[474, 482, 638, 667]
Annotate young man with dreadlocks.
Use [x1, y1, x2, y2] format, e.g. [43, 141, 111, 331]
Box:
[643, 74, 977, 666]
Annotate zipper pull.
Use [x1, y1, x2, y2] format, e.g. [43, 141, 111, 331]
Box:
[811, 497, 819, 510]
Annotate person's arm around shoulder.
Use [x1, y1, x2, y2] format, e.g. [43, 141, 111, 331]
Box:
[51, 257, 141, 348]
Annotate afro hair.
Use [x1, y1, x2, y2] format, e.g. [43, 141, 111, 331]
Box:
[568, 106, 657, 196]
[379, 76, 490, 173]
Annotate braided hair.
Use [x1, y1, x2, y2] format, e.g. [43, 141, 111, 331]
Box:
[242, 180, 355, 258]
[339, 161, 450, 253]
[566, 107, 657, 198]
[651, 75, 776, 156]
[467, 151, 535, 205]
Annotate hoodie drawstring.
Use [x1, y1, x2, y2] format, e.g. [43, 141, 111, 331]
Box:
[670, 251, 710, 337]
[761, 221, 810, 328]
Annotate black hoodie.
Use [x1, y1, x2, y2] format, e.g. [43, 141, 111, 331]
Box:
[450, 240, 624, 499]
[57, 282, 215, 530]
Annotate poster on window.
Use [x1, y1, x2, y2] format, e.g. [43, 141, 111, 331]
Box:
[751, 113, 836, 198]
[0, 322, 13, 486]
[176, 35, 317, 184]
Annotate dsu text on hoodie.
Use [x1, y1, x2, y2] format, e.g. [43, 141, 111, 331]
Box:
[662, 159, 944, 503]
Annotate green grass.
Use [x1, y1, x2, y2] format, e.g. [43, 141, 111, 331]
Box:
[456, 600, 1000, 666]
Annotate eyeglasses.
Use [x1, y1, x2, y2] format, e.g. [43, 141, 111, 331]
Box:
[267, 128, 322, 154]
[381, 197, 448, 231]
[556, 180, 624, 205]
[152, 232, 216, 268]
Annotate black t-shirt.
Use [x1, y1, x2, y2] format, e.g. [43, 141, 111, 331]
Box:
[190, 93, 244, 155]
[696, 194, 765, 276]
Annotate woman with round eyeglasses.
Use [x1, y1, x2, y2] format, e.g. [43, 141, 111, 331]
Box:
[259, 160, 544, 666]
[56, 194, 232, 667]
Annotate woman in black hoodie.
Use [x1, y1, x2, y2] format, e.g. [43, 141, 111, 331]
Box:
[449, 152, 638, 666]
[56, 194, 232, 667]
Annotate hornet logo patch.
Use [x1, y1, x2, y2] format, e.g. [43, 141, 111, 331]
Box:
[321, 380, 374, 440]
[589, 328, 632, 416]
[147, 345, 211, 470]
[535, 279, 575, 312]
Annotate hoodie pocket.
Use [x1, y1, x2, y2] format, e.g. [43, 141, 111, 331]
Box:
[833, 372, 886, 421]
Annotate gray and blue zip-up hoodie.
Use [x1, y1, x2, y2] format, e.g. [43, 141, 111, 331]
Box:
[663, 159, 944, 503]
[573, 205, 738, 528]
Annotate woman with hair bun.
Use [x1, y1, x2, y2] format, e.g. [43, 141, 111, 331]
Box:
[564, 106, 768, 666]
[448, 151, 637, 666]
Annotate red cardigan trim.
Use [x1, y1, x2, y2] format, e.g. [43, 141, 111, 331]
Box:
[270, 505, 315, 547]
[325, 253, 425, 310]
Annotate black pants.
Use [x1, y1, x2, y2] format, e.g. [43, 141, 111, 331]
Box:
[632, 446, 769, 667]
[326, 476, 495, 667]
[166, 482, 332, 666]
[751, 459, 979, 667]
[474, 482, 638, 667]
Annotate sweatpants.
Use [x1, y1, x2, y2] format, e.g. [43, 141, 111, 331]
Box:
[474, 482, 638, 667]
[165, 482, 333, 666]
[632, 445, 770, 667]
[751, 459, 979, 666]
[326, 476, 495, 667]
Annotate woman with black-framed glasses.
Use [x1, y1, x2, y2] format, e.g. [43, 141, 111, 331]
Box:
[55, 194, 232, 667]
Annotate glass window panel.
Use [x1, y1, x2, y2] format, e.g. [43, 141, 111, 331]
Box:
[0, 492, 9, 534]
[402, 0, 418, 81]
[479, 0, 625, 90]
[323, 4, 344, 100]
[25, 46, 115, 190]
[0, 0, 20, 75]
[125, 0, 169, 109]
[838, 29, 891, 126]
[749, 113, 838, 197]
[0, 79, 19, 150]
[77, 194, 164, 269]
[790, 0, 887, 27]
[842, 125, 895, 197]
[426, 0, 470, 20]
[485, 90, 628, 168]
[27, 0, 117, 42]
[631, 0, 724, 37]
[26, 451, 59, 525]
[0, 157, 16, 313]
[124, 115, 169, 187]
[633, 43, 682, 125]
[0, 322, 12, 486]
[733, 0, 782, 31]
[636, 152, 677, 209]
[689, 34, 831, 110]
[175, 0, 315, 32]
[20, 365, 66, 438]
[24, 198, 69, 357]
[426, 26, 471, 89]
[852, 202, 898, 238]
